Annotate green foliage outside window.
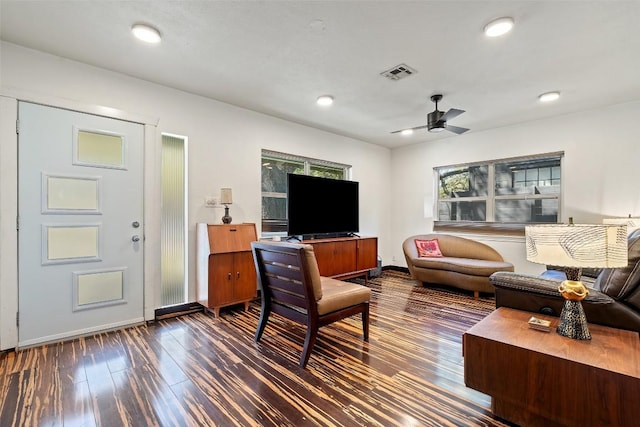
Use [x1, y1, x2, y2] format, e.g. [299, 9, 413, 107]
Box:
[438, 168, 470, 199]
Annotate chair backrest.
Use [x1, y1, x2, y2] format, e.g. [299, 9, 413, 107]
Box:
[251, 241, 323, 324]
[595, 229, 640, 310]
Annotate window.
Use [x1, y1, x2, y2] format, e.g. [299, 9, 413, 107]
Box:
[160, 133, 188, 306]
[261, 150, 350, 235]
[435, 153, 562, 232]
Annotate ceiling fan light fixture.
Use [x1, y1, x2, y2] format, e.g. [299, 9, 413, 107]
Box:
[538, 91, 561, 102]
[132, 24, 161, 43]
[484, 17, 514, 37]
[316, 95, 334, 106]
[428, 124, 446, 133]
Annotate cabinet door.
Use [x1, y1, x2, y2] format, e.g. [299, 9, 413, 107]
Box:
[208, 223, 257, 253]
[333, 240, 357, 274]
[208, 253, 235, 306]
[312, 241, 357, 276]
[233, 251, 257, 301]
[357, 238, 378, 270]
[310, 242, 337, 276]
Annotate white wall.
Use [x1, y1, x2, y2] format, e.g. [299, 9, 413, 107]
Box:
[0, 42, 391, 348]
[4, 40, 640, 348]
[391, 100, 640, 274]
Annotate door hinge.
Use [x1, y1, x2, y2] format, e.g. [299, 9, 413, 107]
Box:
[16, 119, 20, 134]
[16, 216, 19, 231]
[16, 312, 19, 327]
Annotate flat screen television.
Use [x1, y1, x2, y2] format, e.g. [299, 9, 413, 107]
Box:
[287, 174, 359, 238]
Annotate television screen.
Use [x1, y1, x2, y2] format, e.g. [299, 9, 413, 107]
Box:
[287, 174, 359, 237]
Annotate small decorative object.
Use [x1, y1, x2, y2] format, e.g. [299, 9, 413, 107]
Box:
[220, 187, 233, 224]
[528, 316, 552, 332]
[556, 279, 591, 339]
[525, 219, 628, 340]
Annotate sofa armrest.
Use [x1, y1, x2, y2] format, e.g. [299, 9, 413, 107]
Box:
[489, 272, 614, 304]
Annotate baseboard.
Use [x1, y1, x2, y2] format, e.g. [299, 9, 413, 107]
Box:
[382, 265, 410, 274]
[154, 302, 204, 321]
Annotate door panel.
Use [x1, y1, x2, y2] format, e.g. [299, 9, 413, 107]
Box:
[234, 252, 257, 301]
[356, 238, 378, 270]
[18, 102, 144, 346]
[209, 253, 235, 305]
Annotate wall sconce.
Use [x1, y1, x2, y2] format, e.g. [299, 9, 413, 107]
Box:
[220, 188, 233, 224]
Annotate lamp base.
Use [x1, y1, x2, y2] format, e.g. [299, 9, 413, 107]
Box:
[557, 300, 591, 340]
[221, 205, 232, 224]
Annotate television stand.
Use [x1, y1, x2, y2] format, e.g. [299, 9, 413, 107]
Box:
[300, 232, 352, 240]
[302, 236, 378, 282]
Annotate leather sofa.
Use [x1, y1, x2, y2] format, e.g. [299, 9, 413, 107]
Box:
[490, 229, 640, 332]
[403, 234, 514, 298]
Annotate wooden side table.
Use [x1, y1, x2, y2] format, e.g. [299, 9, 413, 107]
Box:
[463, 307, 640, 427]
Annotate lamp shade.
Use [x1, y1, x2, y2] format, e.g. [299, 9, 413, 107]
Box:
[220, 188, 233, 205]
[603, 217, 640, 235]
[525, 224, 628, 268]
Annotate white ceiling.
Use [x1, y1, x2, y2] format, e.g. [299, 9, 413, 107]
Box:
[2, 1, 640, 148]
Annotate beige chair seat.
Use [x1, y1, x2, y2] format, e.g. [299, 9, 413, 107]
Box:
[318, 277, 371, 315]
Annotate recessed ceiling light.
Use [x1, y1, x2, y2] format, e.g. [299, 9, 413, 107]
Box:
[400, 129, 414, 136]
[316, 95, 334, 106]
[538, 91, 561, 102]
[484, 17, 514, 37]
[132, 24, 161, 44]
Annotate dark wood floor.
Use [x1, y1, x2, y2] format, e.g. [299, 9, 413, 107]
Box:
[0, 271, 512, 426]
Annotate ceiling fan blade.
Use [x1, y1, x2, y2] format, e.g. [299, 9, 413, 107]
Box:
[440, 108, 465, 122]
[446, 125, 469, 135]
[390, 124, 428, 134]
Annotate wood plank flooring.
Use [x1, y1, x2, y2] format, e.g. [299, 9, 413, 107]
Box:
[0, 271, 513, 426]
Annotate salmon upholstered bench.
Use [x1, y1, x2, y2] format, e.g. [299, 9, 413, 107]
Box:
[403, 234, 514, 298]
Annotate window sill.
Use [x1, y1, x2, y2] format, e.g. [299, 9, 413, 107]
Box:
[433, 221, 529, 236]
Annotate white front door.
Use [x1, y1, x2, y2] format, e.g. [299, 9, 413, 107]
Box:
[18, 102, 144, 347]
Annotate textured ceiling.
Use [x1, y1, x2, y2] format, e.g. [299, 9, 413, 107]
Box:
[2, 1, 640, 148]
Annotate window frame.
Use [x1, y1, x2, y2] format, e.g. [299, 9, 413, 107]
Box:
[261, 150, 351, 236]
[434, 152, 564, 235]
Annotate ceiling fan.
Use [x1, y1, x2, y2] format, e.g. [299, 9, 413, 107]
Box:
[392, 94, 469, 135]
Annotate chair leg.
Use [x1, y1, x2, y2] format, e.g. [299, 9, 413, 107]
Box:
[254, 301, 271, 343]
[300, 325, 318, 368]
[362, 303, 370, 342]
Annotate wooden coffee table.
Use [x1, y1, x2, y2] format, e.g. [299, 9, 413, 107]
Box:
[463, 307, 640, 427]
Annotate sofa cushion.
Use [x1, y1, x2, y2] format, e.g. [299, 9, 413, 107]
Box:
[415, 238, 443, 258]
[411, 256, 514, 277]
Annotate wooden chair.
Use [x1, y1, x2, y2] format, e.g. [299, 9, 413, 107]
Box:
[251, 241, 371, 368]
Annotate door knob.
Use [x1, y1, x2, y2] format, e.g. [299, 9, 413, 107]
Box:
[132, 235, 140, 242]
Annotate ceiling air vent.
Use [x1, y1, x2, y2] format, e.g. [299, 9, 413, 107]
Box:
[380, 63, 417, 81]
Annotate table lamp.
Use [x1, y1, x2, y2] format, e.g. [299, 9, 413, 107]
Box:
[525, 221, 628, 340]
[220, 188, 233, 224]
[603, 215, 640, 235]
